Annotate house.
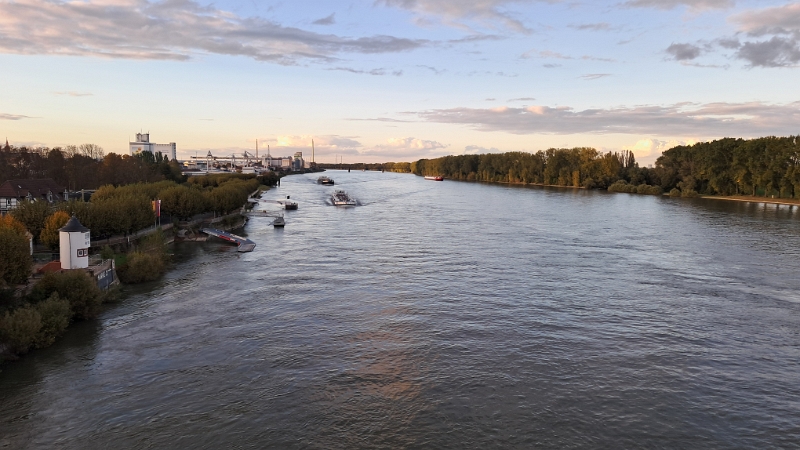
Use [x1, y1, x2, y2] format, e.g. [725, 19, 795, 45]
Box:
[0, 178, 67, 215]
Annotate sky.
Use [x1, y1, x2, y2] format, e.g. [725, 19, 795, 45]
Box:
[1, 0, 799, 165]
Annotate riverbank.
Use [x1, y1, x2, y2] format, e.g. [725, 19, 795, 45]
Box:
[442, 176, 800, 206]
[700, 195, 800, 207]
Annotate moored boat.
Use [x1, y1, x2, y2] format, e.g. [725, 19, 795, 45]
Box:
[331, 189, 356, 206]
[424, 175, 444, 181]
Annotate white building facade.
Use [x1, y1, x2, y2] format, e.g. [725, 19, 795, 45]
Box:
[129, 133, 177, 160]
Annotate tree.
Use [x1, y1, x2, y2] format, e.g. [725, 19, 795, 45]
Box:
[11, 200, 50, 242]
[40, 211, 71, 250]
[78, 143, 105, 160]
[30, 271, 103, 320]
[0, 227, 32, 286]
[159, 185, 207, 220]
[0, 214, 28, 235]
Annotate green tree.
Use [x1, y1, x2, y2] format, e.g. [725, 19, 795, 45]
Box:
[33, 293, 71, 348]
[30, 271, 103, 320]
[0, 226, 32, 286]
[160, 185, 207, 220]
[0, 306, 41, 355]
[11, 200, 50, 242]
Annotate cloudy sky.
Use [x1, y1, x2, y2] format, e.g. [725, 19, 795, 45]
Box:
[1, 0, 799, 165]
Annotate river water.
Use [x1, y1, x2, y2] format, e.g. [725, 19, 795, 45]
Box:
[2, 171, 800, 448]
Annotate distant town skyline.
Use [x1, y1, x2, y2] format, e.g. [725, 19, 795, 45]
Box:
[1, 0, 799, 166]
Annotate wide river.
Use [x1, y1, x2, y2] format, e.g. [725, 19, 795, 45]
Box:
[2, 170, 800, 448]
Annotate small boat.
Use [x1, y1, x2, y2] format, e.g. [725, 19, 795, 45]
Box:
[273, 216, 285, 227]
[331, 189, 356, 206]
[317, 176, 335, 185]
[424, 175, 444, 181]
[282, 195, 298, 210]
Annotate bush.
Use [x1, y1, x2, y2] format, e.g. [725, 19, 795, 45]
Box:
[100, 245, 115, 260]
[33, 293, 71, 348]
[636, 184, 663, 195]
[607, 180, 626, 193]
[647, 185, 663, 195]
[116, 252, 166, 284]
[681, 189, 700, 198]
[0, 227, 32, 286]
[0, 306, 41, 355]
[31, 271, 103, 320]
[669, 188, 682, 197]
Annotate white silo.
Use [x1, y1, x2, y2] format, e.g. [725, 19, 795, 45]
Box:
[59, 216, 90, 270]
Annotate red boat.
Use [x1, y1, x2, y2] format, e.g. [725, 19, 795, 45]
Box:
[424, 176, 444, 181]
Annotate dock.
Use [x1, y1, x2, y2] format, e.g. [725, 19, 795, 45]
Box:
[200, 228, 256, 252]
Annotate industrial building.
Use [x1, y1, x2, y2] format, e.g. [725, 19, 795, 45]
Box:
[129, 132, 177, 160]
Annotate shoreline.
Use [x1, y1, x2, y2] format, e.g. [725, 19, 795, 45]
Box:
[434, 176, 800, 207]
[699, 195, 800, 207]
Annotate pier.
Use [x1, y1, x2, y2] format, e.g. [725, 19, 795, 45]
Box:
[200, 228, 256, 252]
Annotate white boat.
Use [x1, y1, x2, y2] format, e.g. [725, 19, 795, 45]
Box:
[273, 216, 285, 227]
[331, 190, 356, 206]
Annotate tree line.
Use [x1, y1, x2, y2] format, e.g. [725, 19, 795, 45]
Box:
[5, 174, 264, 242]
[316, 162, 411, 173]
[412, 148, 638, 190]
[411, 136, 800, 198]
[1, 143, 185, 189]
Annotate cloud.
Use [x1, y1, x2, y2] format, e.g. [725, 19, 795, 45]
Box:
[731, 3, 800, 35]
[329, 67, 403, 76]
[361, 136, 447, 157]
[464, 145, 500, 154]
[270, 135, 362, 151]
[415, 101, 800, 137]
[665, 4, 800, 68]
[486, 98, 496, 101]
[726, 3, 800, 67]
[666, 43, 702, 60]
[580, 73, 611, 80]
[509, 97, 536, 101]
[624, 0, 734, 11]
[736, 36, 800, 68]
[346, 117, 415, 123]
[376, 0, 536, 33]
[54, 91, 93, 97]
[0, 113, 33, 120]
[522, 49, 615, 62]
[417, 64, 445, 74]
[313, 13, 336, 25]
[622, 138, 691, 165]
[570, 22, 615, 32]
[0, 0, 425, 64]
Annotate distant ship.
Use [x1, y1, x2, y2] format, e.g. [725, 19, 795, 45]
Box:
[424, 176, 444, 181]
[317, 176, 335, 185]
[331, 190, 356, 206]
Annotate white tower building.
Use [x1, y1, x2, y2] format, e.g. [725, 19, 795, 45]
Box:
[59, 216, 90, 270]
